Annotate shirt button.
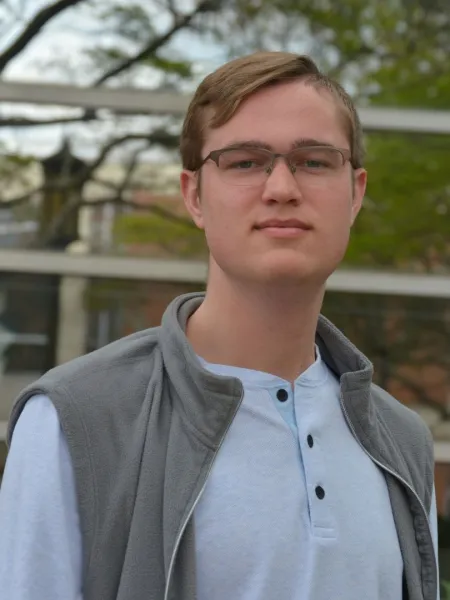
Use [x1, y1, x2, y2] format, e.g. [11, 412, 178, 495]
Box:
[276, 389, 288, 402]
[307, 435, 314, 448]
[315, 486, 325, 500]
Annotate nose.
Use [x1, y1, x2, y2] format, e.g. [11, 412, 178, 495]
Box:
[260, 158, 303, 205]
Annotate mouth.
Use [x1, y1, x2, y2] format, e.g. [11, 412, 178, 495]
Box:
[254, 219, 312, 238]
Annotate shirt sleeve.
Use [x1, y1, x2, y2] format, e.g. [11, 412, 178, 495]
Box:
[0, 394, 83, 600]
[429, 484, 440, 600]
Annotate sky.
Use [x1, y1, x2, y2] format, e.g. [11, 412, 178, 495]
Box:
[1, 0, 227, 82]
[0, 0, 229, 157]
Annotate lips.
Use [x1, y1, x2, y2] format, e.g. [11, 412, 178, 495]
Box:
[255, 219, 312, 230]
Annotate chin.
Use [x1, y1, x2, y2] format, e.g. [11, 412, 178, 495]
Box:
[249, 258, 330, 287]
[212, 249, 340, 289]
[255, 249, 332, 281]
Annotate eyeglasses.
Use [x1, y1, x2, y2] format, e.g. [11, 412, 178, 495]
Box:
[197, 145, 352, 187]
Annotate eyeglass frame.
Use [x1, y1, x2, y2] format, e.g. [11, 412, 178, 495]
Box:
[195, 144, 354, 177]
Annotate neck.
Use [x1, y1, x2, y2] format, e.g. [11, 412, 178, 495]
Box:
[187, 272, 325, 382]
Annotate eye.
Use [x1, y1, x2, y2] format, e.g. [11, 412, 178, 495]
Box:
[219, 149, 270, 171]
[304, 159, 328, 169]
[291, 148, 341, 171]
[230, 160, 258, 170]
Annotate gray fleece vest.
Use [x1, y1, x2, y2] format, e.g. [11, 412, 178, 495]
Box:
[8, 293, 437, 600]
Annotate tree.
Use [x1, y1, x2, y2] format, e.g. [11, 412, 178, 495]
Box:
[1, 0, 448, 251]
[1, 0, 448, 256]
[1, 0, 449, 408]
[0, 0, 223, 248]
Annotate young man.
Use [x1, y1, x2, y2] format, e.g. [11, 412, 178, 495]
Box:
[0, 52, 440, 600]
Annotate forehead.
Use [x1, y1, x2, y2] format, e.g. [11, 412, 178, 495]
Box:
[203, 80, 349, 153]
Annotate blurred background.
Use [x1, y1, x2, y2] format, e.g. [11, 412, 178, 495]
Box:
[0, 0, 449, 592]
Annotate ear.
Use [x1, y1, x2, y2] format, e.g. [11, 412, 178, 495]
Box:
[180, 170, 204, 229]
[350, 168, 367, 226]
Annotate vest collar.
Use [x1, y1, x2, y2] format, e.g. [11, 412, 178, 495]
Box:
[160, 293, 375, 448]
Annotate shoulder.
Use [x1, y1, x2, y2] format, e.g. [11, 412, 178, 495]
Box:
[8, 327, 162, 446]
[6, 394, 76, 494]
[4, 394, 76, 517]
[8, 394, 62, 458]
[43, 326, 162, 388]
[18, 326, 162, 403]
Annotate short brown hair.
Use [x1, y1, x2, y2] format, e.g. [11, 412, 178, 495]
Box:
[180, 52, 364, 171]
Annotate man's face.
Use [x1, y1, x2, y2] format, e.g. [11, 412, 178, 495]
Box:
[181, 80, 367, 287]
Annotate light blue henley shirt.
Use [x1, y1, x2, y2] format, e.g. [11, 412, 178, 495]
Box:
[0, 348, 440, 599]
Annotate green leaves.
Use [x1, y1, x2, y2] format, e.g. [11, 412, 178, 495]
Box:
[144, 55, 192, 78]
[346, 132, 450, 270]
[113, 211, 207, 258]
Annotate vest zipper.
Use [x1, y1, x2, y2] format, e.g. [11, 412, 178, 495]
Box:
[164, 389, 437, 599]
[163, 390, 245, 600]
[339, 393, 437, 598]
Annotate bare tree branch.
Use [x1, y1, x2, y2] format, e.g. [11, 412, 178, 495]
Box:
[89, 176, 126, 193]
[166, 0, 180, 18]
[0, 174, 86, 208]
[0, 0, 87, 73]
[0, 113, 96, 128]
[39, 188, 195, 247]
[0, 130, 179, 210]
[43, 139, 197, 241]
[0, 0, 220, 129]
[116, 145, 148, 200]
[86, 130, 179, 179]
[0, 187, 40, 208]
[36, 137, 193, 245]
[80, 197, 196, 228]
[93, 0, 221, 85]
[89, 143, 153, 215]
[152, 0, 181, 20]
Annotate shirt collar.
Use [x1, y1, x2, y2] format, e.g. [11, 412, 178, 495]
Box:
[198, 345, 328, 388]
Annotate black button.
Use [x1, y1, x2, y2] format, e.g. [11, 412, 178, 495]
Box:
[276, 389, 288, 402]
[315, 486, 325, 500]
[307, 435, 314, 448]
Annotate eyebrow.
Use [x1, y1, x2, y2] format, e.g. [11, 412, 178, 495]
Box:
[221, 138, 336, 151]
[221, 140, 273, 151]
[291, 138, 336, 149]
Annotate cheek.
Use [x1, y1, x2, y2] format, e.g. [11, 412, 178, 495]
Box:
[201, 183, 255, 256]
[317, 179, 354, 221]
[200, 191, 232, 246]
[202, 179, 252, 229]
[312, 184, 354, 245]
